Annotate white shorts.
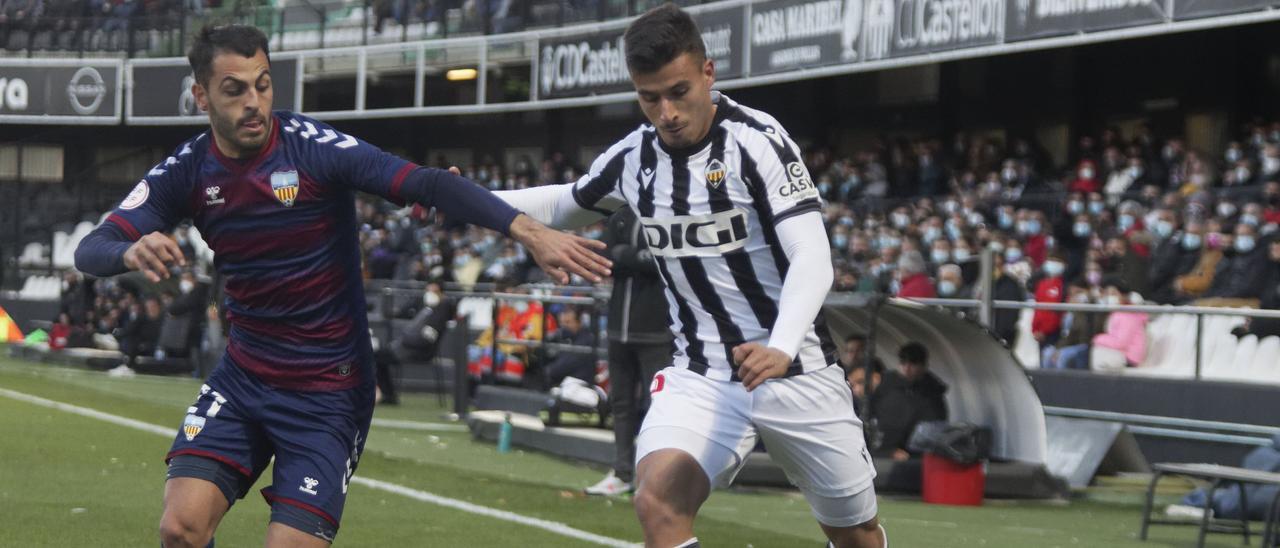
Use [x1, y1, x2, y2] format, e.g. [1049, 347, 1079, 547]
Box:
[635, 364, 878, 526]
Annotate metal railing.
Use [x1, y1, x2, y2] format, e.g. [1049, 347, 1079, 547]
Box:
[1045, 406, 1279, 447]
[1, 0, 716, 58]
[904, 267, 1280, 381]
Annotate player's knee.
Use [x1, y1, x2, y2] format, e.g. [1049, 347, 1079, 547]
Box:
[633, 487, 681, 529]
[158, 514, 212, 548]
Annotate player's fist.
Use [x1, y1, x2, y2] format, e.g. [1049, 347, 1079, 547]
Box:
[732, 342, 792, 392]
[123, 232, 186, 283]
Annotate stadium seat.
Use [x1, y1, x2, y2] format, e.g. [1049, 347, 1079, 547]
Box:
[1012, 306, 1038, 369]
[1202, 328, 1239, 381]
[1231, 335, 1260, 381]
[1135, 312, 1173, 371]
[1248, 336, 1280, 381]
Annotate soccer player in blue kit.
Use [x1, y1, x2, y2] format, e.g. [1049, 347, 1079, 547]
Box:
[74, 25, 612, 547]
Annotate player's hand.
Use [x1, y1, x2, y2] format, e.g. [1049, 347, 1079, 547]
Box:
[509, 215, 611, 285]
[733, 342, 792, 392]
[892, 449, 911, 462]
[123, 232, 186, 283]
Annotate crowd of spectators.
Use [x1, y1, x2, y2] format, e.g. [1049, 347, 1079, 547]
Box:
[0, 0, 249, 50]
[50, 226, 218, 375]
[349, 118, 1280, 372]
[36, 117, 1280, 375]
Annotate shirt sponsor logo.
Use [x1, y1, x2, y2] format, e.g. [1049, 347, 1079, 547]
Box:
[270, 171, 300, 207]
[641, 209, 750, 258]
[778, 162, 820, 200]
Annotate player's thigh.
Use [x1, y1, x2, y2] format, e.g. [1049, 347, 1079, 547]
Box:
[636, 366, 754, 488]
[261, 384, 375, 541]
[166, 361, 273, 511]
[753, 365, 877, 503]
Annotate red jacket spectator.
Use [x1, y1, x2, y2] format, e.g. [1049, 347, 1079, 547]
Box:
[1032, 275, 1065, 340]
[49, 322, 71, 351]
[898, 272, 937, 299]
[1068, 160, 1101, 194]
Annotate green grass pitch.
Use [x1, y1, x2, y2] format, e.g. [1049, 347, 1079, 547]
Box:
[0, 355, 1248, 547]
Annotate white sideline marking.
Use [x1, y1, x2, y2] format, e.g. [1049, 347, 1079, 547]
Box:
[370, 418, 467, 432]
[351, 477, 635, 547]
[0, 386, 636, 548]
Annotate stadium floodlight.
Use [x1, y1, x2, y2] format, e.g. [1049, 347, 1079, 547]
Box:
[446, 68, 478, 81]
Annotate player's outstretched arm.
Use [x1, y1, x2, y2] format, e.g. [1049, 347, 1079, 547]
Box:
[76, 227, 186, 282]
[494, 183, 608, 230]
[433, 166, 612, 284]
[733, 211, 834, 391]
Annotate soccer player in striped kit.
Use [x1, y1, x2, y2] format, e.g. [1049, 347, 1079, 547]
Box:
[74, 25, 611, 548]
[495, 5, 885, 548]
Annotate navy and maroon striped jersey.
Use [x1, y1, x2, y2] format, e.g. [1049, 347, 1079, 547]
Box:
[96, 111, 487, 391]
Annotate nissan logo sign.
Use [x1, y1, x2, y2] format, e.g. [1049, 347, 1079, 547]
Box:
[66, 66, 107, 115]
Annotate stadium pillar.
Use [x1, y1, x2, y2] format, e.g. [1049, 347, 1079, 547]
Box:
[978, 248, 994, 329]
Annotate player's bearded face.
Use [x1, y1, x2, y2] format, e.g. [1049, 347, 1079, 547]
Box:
[196, 49, 274, 158]
[632, 52, 716, 149]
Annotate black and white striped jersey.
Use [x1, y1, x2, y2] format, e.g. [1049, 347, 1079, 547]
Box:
[572, 92, 838, 381]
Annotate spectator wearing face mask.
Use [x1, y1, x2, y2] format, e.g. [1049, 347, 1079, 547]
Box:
[951, 238, 980, 285]
[935, 264, 966, 298]
[1233, 238, 1280, 339]
[1147, 211, 1197, 303]
[1165, 221, 1221, 303]
[1069, 160, 1101, 194]
[1097, 236, 1145, 295]
[1089, 278, 1149, 371]
[1202, 223, 1268, 305]
[1020, 212, 1049, 266]
[1042, 280, 1105, 370]
[1032, 252, 1068, 352]
[928, 238, 952, 269]
[895, 251, 936, 299]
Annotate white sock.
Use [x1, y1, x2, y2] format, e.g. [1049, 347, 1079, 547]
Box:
[673, 538, 699, 548]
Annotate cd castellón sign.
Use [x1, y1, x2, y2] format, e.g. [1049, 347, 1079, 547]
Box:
[536, 3, 746, 99]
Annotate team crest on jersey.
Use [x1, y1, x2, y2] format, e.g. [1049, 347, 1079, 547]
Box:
[182, 414, 206, 441]
[270, 171, 300, 207]
[705, 159, 727, 189]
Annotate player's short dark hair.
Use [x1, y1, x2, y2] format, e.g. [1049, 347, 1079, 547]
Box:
[624, 3, 705, 75]
[898, 342, 929, 367]
[845, 333, 866, 344]
[188, 25, 270, 86]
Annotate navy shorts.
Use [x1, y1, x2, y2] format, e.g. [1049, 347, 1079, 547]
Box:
[166, 356, 374, 540]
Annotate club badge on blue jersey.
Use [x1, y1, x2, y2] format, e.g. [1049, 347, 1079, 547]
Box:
[182, 414, 206, 441]
[705, 159, 727, 189]
[271, 171, 300, 207]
